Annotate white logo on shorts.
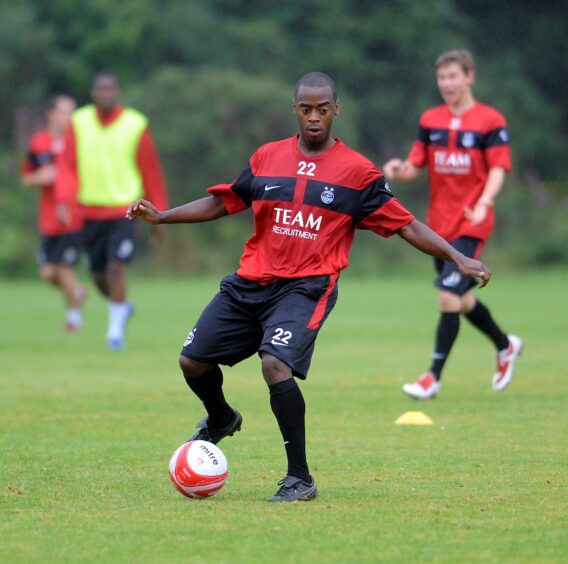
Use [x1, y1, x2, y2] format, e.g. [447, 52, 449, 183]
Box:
[62, 247, 78, 265]
[442, 272, 462, 287]
[184, 327, 197, 347]
[116, 239, 134, 260]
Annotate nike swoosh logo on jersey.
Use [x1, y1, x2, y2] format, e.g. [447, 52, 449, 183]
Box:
[264, 184, 281, 191]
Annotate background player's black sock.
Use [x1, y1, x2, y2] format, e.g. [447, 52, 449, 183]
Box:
[269, 379, 310, 482]
[429, 312, 460, 380]
[465, 300, 509, 351]
[184, 365, 234, 428]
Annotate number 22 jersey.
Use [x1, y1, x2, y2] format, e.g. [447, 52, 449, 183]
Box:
[209, 135, 415, 284]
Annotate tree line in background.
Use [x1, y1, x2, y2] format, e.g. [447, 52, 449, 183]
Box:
[1, 0, 567, 276]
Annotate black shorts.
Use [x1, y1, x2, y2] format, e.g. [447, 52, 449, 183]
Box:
[38, 232, 82, 267]
[180, 273, 339, 379]
[434, 236, 482, 296]
[83, 218, 136, 273]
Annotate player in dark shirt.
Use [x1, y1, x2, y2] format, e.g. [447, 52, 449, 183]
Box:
[383, 50, 523, 399]
[127, 72, 491, 502]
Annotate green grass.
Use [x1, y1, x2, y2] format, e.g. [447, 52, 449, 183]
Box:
[1, 270, 567, 563]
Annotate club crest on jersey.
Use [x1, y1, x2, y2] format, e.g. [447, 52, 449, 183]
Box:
[321, 186, 335, 204]
[461, 132, 475, 148]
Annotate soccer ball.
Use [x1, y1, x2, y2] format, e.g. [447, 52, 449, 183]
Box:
[168, 440, 228, 498]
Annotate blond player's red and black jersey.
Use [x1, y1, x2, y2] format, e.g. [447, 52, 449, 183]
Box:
[22, 130, 83, 236]
[208, 136, 415, 284]
[407, 102, 511, 243]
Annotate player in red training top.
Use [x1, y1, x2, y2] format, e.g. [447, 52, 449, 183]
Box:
[128, 72, 491, 502]
[21, 95, 87, 331]
[383, 50, 523, 400]
[56, 73, 168, 350]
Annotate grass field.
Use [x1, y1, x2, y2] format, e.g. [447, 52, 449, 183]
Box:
[1, 270, 566, 562]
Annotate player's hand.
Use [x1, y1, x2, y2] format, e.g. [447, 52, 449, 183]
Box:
[36, 165, 57, 185]
[464, 200, 491, 226]
[456, 256, 492, 288]
[126, 198, 162, 224]
[383, 159, 403, 180]
[55, 202, 71, 226]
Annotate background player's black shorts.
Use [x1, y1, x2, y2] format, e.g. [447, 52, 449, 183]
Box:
[38, 232, 82, 267]
[181, 273, 339, 380]
[83, 218, 136, 273]
[434, 236, 483, 296]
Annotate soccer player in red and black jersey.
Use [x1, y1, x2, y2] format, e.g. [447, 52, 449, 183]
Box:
[128, 72, 491, 502]
[383, 50, 523, 400]
[21, 95, 87, 331]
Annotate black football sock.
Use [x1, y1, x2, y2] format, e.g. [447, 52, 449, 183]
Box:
[465, 299, 509, 351]
[429, 312, 460, 380]
[184, 365, 234, 429]
[269, 379, 310, 483]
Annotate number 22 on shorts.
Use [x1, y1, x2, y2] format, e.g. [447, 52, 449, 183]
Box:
[271, 327, 292, 346]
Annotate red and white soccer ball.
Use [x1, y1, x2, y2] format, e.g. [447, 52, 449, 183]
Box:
[168, 440, 228, 499]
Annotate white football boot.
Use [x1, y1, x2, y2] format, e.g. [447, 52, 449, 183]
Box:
[493, 335, 523, 391]
[402, 372, 441, 400]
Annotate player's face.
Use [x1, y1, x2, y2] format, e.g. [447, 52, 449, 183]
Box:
[436, 62, 474, 107]
[91, 76, 120, 112]
[294, 85, 339, 150]
[47, 98, 76, 135]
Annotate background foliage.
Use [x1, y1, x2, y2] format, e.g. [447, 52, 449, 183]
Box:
[1, 0, 567, 276]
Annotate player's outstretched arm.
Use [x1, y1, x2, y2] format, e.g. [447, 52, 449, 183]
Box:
[398, 219, 491, 288]
[126, 196, 228, 225]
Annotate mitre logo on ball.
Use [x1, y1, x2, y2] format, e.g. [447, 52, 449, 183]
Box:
[168, 440, 228, 498]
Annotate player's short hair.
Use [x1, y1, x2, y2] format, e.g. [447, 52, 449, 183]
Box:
[435, 50, 475, 74]
[294, 72, 337, 102]
[45, 94, 75, 113]
[92, 71, 119, 88]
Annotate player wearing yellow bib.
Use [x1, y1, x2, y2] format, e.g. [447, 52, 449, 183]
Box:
[56, 72, 169, 349]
